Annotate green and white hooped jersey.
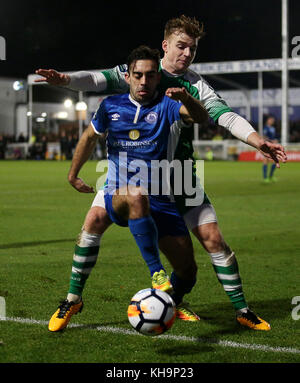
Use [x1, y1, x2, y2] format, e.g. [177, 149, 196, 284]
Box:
[99, 62, 232, 214]
[100, 62, 231, 120]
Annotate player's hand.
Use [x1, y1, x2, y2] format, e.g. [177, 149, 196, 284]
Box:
[68, 177, 95, 193]
[259, 141, 287, 168]
[34, 69, 70, 86]
[165, 87, 189, 103]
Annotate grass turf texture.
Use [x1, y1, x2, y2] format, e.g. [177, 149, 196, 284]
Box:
[0, 160, 299, 363]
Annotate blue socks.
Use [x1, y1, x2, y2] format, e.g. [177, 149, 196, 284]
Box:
[128, 217, 196, 304]
[262, 164, 268, 179]
[270, 163, 276, 178]
[128, 216, 164, 276]
[263, 164, 276, 179]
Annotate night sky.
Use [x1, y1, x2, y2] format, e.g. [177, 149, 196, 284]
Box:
[1, 0, 300, 89]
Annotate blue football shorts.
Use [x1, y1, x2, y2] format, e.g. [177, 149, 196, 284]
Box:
[103, 192, 189, 240]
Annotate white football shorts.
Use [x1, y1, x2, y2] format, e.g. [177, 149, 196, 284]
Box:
[91, 189, 105, 208]
[183, 203, 218, 230]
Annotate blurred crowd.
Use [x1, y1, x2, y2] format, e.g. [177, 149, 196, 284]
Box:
[0, 131, 79, 160]
[1, 117, 300, 160]
[0, 129, 107, 160]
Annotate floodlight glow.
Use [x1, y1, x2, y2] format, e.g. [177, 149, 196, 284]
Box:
[75, 101, 87, 111]
[55, 111, 68, 119]
[13, 81, 24, 91]
[64, 99, 73, 108]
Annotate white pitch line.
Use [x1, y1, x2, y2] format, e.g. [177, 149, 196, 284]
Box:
[1, 316, 300, 355]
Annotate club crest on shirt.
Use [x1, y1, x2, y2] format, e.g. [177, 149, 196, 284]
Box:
[145, 111, 158, 124]
[129, 129, 140, 140]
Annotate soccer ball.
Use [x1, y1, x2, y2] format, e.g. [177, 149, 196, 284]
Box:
[127, 288, 176, 336]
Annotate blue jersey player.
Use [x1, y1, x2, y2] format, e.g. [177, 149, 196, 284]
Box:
[48, 46, 208, 331]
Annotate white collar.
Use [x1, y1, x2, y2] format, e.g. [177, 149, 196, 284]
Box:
[128, 91, 159, 107]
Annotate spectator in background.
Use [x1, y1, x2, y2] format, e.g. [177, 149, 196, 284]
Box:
[0, 135, 6, 159]
[262, 116, 278, 183]
[29, 133, 36, 145]
[72, 133, 79, 151]
[59, 131, 68, 160]
[18, 132, 26, 142]
[205, 146, 214, 161]
[66, 134, 75, 160]
[40, 135, 48, 159]
[28, 133, 37, 159]
[212, 127, 223, 141]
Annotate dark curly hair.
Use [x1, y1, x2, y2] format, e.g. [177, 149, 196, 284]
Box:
[127, 45, 161, 72]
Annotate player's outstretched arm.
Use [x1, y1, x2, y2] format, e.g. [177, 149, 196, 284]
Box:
[35, 68, 105, 91]
[165, 87, 208, 124]
[34, 69, 71, 86]
[218, 112, 287, 167]
[35, 66, 128, 93]
[68, 125, 100, 193]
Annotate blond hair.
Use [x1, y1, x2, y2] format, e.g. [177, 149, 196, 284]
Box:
[164, 15, 205, 40]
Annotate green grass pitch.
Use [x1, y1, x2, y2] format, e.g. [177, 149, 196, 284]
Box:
[0, 159, 299, 364]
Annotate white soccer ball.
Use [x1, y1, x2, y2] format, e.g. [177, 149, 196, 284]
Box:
[127, 288, 176, 336]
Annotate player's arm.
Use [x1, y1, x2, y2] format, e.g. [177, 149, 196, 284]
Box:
[165, 87, 208, 124]
[34, 69, 71, 86]
[218, 112, 287, 167]
[34, 65, 128, 93]
[34, 68, 107, 92]
[68, 125, 103, 193]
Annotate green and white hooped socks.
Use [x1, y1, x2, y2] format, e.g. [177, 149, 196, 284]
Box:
[67, 230, 102, 303]
[209, 251, 248, 312]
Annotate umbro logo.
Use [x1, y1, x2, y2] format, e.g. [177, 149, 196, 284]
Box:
[112, 113, 120, 121]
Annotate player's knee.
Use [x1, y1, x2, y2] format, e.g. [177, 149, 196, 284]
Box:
[84, 207, 110, 234]
[127, 187, 150, 215]
[199, 224, 225, 253]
